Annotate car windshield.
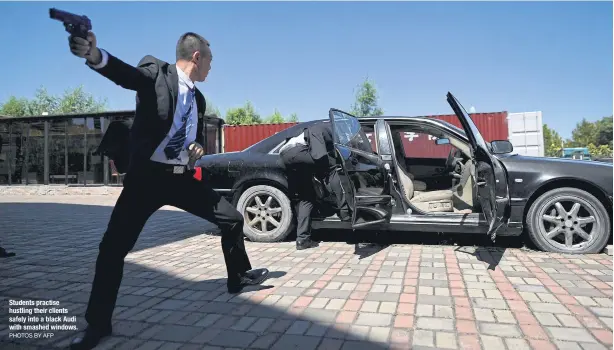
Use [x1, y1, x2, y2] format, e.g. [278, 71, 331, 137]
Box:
[433, 119, 494, 152]
[437, 120, 467, 137]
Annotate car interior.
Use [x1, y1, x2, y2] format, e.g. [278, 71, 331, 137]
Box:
[387, 123, 479, 215]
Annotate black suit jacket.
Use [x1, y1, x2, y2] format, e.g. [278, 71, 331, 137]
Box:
[91, 51, 207, 173]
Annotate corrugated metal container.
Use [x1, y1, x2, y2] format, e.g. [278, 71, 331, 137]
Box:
[223, 122, 298, 152]
[401, 112, 509, 158]
[507, 111, 544, 157]
[223, 112, 512, 157]
[364, 112, 509, 158]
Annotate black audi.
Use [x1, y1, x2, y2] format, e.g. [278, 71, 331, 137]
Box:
[196, 92, 613, 255]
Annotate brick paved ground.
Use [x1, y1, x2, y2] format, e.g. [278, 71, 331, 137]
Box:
[1, 195, 612, 350]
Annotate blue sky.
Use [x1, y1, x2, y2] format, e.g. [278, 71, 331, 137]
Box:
[0, 1, 611, 138]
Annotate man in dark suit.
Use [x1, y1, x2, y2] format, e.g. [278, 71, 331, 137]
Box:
[67, 31, 270, 350]
[280, 122, 350, 250]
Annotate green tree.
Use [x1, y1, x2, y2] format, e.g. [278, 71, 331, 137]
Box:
[0, 96, 29, 117]
[224, 101, 262, 125]
[595, 116, 613, 148]
[587, 143, 613, 158]
[564, 116, 613, 157]
[543, 124, 563, 157]
[263, 110, 299, 124]
[568, 118, 598, 148]
[350, 77, 384, 117]
[265, 109, 285, 124]
[0, 85, 107, 117]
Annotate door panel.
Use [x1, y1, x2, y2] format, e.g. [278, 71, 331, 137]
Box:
[446, 92, 510, 241]
[329, 109, 393, 228]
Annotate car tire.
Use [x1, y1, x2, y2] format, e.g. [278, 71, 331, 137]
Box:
[237, 185, 295, 242]
[525, 187, 611, 254]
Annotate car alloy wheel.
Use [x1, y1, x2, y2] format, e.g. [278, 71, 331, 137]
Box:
[245, 194, 283, 234]
[237, 185, 294, 242]
[539, 199, 600, 250]
[527, 187, 610, 254]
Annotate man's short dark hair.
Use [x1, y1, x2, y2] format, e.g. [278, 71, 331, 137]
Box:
[176, 32, 209, 61]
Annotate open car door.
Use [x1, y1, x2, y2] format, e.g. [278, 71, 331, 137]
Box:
[329, 108, 393, 229]
[446, 92, 510, 241]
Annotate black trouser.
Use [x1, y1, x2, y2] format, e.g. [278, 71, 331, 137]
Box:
[84, 161, 251, 331]
[282, 146, 351, 242]
[281, 146, 318, 243]
[287, 168, 317, 243]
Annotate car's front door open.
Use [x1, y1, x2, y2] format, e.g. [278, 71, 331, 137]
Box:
[446, 92, 510, 241]
[329, 109, 393, 229]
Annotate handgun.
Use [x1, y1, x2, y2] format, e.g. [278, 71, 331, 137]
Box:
[49, 8, 92, 40]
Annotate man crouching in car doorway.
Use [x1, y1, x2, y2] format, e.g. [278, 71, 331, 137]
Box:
[280, 122, 349, 250]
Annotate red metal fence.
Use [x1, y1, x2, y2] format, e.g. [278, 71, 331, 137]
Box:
[222, 112, 509, 158]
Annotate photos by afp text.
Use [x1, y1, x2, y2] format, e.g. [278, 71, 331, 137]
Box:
[8, 299, 78, 340]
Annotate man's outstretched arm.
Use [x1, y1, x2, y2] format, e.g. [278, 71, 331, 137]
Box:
[69, 31, 158, 91]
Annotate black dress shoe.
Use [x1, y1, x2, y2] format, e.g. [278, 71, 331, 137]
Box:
[297, 239, 320, 250]
[228, 268, 270, 294]
[70, 327, 111, 350]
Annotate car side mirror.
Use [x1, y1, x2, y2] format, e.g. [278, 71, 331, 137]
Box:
[435, 138, 450, 145]
[490, 140, 513, 154]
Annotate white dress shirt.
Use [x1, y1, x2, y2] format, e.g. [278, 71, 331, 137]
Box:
[88, 49, 198, 166]
[149, 66, 198, 165]
[279, 132, 307, 153]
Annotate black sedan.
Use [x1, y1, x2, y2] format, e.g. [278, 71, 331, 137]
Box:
[196, 92, 613, 254]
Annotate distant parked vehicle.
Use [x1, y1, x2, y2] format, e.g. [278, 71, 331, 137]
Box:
[562, 147, 592, 161]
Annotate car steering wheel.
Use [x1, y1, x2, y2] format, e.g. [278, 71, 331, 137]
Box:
[446, 149, 464, 179]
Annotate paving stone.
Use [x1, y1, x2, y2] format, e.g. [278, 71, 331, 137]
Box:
[598, 317, 613, 330]
[144, 325, 203, 343]
[418, 295, 452, 306]
[535, 312, 562, 326]
[473, 298, 508, 310]
[248, 318, 275, 333]
[590, 307, 613, 317]
[271, 334, 321, 350]
[529, 302, 570, 314]
[301, 309, 339, 323]
[355, 313, 392, 327]
[416, 317, 454, 331]
[557, 315, 583, 328]
[436, 331, 458, 349]
[481, 334, 506, 350]
[412, 329, 435, 347]
[566, 288, 607, 297]
[365, 292, 399, 302]
[250, 333, 282, 349]
[474, 308, 496, 322]
[286, 320, 311, 335]
[580, 343, 609, 350]
[505, 338, 531, 350]
[546, 327, 598, 343]
[368, 326, 390, 343]
[478, 323, 521, 337]
[317, 290, 352, 299]
[493, 309, 516, 324]
[207, 330, 258, 347]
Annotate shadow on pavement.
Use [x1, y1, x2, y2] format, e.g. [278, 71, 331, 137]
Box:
[1, 202, 395, 350]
